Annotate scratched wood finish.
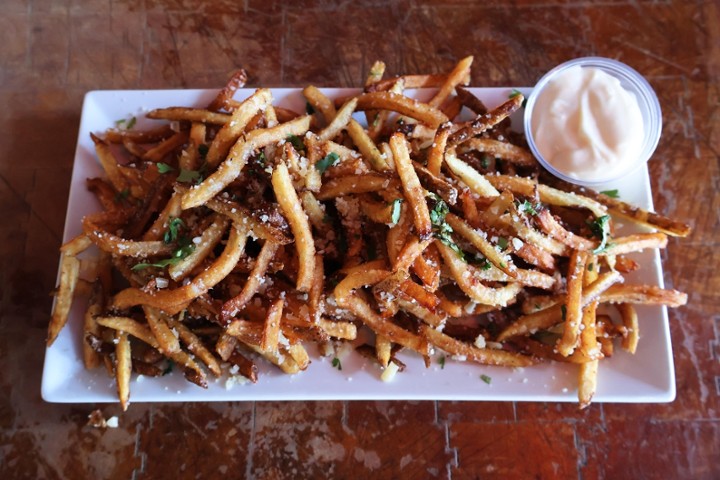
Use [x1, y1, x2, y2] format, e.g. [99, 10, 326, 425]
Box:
[0, 0, 718, 478]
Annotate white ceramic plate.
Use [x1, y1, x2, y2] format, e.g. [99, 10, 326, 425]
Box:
[41, 87, 674, 404]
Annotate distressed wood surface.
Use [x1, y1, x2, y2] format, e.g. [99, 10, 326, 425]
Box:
[1, 1, 718, 478]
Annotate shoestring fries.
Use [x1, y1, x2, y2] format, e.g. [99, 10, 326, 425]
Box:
[49, 57, 690, 409]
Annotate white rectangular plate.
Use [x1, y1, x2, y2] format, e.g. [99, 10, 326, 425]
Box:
[42, 87, 674, 404]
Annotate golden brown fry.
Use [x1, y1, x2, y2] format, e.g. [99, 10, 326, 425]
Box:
[391, 133, 432, 238]
[445, 149, 499, 198]
[115, 331, 132, 411]
[169, 214, 230, 281]
[48, 254, 81, 346]
[599, 233, 668, 256]
[272, 163, 316, 292]
[143, 131, 189, 162]
[143, 306, 181, 354]
[206, 88, 273, 168]
[318, 97, 358, 142]
[436, 241, 522, 307]
[599, 284, 688, 307]
[446, 213, 516, 277]
[355, 92, 449, 128]
[222, 240, 279, 319]
[617, 303, 639, 354]
[261, 299, 284, 353]
[182, 115, 311, 209]
[96, 316, 207, 387]
[557, 250, 588, 357]
[487, 174, 607, 218]
[449, 95, 523, 146]
[146, 107, 231, 125]
[578, 359, 599, 409]
[83, 216, 173, 258]
[429, 56, 473, 108]
[426, 123, 452, 176]
[112, 223, 248, 314]
[316, 174, 396, 200]
[497, 271, 623, 341]
[541, 175, 692, 237]
[166, 317, 222, 377]
[461, 138, 537, 167]
[421, 324, 534, 367]
[83, 282, 104, 369]
[535, 209, 596, 251]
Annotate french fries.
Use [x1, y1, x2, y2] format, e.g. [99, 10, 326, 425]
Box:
[48, 58, 690, 409]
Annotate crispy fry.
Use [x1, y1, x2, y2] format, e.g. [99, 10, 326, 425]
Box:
[206, 88, 272, 168]
[497, 271, 623, 341]
[112, 223, 248, 313]
[115, 331, 132, 411]
[437, 241, 522, 307]
[617, 303, 639, 353]
[182, 115, 311, 209]
[146, 107, 231, 125]
[355, 92, 449, 128]
[391, 133, 432, 238]
[143, 306, 181, 354]
[166, 317, 222, 376]
[578, 360, 598, 409]
[48, 254, 80, 346]
[422, 324, 534, 367]
[557, 250, 588, 357]
[169, 214, 230, 281]
[222, 240, 279, 319]
[272, 163, 316, 292]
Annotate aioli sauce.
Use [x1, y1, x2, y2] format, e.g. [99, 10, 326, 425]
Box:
[531, 65, 644, 181]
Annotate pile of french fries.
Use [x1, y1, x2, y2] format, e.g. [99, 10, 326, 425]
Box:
[49, 57, 690, 409]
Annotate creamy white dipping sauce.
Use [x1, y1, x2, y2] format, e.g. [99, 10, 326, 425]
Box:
[531, 65, 644, 181]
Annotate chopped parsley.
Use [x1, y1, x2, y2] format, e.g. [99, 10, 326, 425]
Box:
[131, 243, 195, 271]
[469, 254, 492, 271]
[315, 152, 340, 174]
[390, 199, 403, 225]
[600, 189, 620, 198]
[480, 374, 492, 384]
[133, 221, 195, 271]
[287, 134, 306, 154]
[114, 116, 137, 130]
[438, 355, 446, 369]
[257, 151, 267, 166]
[164, 217, 185, 244]
[588, 215, 611, 254]
[561, 304, 567, 321]
[177, 168, 203, 184]
[509, 89, 528, 108]
[157, 162, 174, 174]
[372, 114, 380, 127]
[517, 200, 539, 216]
[587, 262, 594, 272]
[429, 194, 464, 260]
[496, 237, 508, 250]
[332, 357, 342, 371]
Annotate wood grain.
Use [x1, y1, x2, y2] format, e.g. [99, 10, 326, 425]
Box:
[0, 1, 718, 478]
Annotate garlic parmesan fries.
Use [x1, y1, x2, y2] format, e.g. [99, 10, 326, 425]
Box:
[49, 58, 689, 409]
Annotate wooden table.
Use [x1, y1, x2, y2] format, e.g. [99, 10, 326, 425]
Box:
[1, 1, 718, 478]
